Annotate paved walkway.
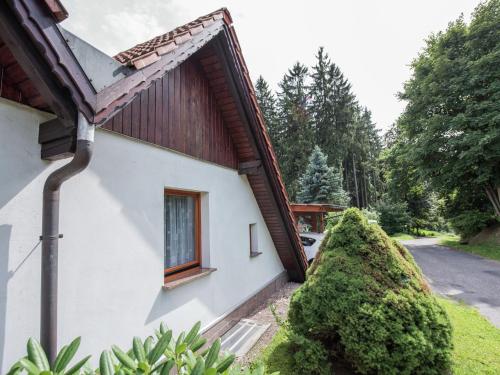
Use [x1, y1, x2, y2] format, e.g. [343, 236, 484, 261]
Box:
[402, 238, 500, 327]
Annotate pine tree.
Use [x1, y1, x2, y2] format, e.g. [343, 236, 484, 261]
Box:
[254, 49, 383, 208]
[343, 105, 382, 208]
[255, 76, 282, 159]
[297, 146, 349, 205]
[310, 47, 335, 146]
[330, 62, 357, 165]
[277, 62, 314, 201]
[310, 48, 357, 167]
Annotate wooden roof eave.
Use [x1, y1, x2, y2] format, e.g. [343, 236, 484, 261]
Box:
[214, 28, 308, 282]
[291, 204, 346, 213]
[42, 0, 68, 23]
[2, 0, 96, 126]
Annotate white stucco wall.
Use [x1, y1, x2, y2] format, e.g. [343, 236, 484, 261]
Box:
[0, 98, 285, 371]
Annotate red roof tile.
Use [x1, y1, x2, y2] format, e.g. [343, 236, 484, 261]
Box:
[42, 0, 68, 22]
[114, 9, 230, 68]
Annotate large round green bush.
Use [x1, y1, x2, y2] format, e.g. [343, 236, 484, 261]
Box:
[288, 208, 452, 375]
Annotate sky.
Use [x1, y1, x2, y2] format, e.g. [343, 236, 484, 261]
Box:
[61, 0, 482, 133]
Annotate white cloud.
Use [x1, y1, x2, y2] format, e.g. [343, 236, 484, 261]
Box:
[61, 0, 178, 55]
[102, 11, 164, 55]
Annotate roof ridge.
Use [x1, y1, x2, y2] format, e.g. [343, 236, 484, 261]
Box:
[114, 8, 232, 68]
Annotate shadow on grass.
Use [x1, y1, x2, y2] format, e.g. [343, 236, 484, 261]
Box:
[257, 328, 356, 375]
[257, 329, 295, 375]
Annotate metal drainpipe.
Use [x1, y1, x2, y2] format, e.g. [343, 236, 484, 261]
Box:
[41, 112, 95, 364]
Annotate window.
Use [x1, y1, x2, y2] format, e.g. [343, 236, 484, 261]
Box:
[164, 189, 201, 282]
[249, 223, 261, 257]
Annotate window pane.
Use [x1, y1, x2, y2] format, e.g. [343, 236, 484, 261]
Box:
[250, 223, 258, 253]
[165, 194, 196, 269]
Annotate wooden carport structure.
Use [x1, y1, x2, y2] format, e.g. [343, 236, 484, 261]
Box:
[291, 203, 345, 233]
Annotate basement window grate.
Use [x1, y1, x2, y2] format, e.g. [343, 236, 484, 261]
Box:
[220, 319, 270, 357]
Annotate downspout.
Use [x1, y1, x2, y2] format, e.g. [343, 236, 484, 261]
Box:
[40, 112, 95, 364]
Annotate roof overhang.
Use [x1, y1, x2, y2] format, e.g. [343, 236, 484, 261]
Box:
[42, 0, 68, 23]
[0, 0, 95, 126]
[291, 203, 346, 214]
[214, 31, 308, 280]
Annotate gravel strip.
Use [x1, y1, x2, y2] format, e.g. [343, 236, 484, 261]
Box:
[237, 282, 300, 366]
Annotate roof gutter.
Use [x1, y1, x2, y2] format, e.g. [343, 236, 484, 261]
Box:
[40, 113, 95, 364]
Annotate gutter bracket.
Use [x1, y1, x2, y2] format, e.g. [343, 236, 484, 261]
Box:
[39, 234, 63, 240]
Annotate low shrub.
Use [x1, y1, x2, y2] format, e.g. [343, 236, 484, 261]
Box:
[449, 209, 494, 240]
[287, 333, 330, 375]
[361, 207, 380, 223]
[7, 322, 270, 375]
[325, 212, 344, 230]
[288, 208, 453, 375]
[375, 200, 411, 234]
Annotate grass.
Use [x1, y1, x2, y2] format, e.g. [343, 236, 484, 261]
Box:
[255, 297, 500, 375]
[438, 297, 500, 374]
[390, 232, 416, 240]
[410, 228, 442, 237]
[439, 234, 500, 262]
[256, 328, 295, 375]
[390, 229, 449, 241]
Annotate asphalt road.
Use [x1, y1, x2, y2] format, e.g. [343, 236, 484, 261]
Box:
[401, 237, 500, 328]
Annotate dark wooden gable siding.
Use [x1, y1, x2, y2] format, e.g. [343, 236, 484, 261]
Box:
[102, 59, 238, 169]
[196, 43, 306, 281]
[0, 38, 49, 111]
[197, 50, 256, 164]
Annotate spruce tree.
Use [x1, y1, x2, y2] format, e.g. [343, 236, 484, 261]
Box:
[277, 62, 314, 201]
[310, 48, 357, 167]
[310, 47, 335, 148]
[330, 62, 356, 165]
[255, 76, 282, 159]
[297, 146, 349, 205]
[254, 49, 383, 208]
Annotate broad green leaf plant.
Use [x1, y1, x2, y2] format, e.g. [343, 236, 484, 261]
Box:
[7, 322, 277, 375]
[7, 337, 90, 375]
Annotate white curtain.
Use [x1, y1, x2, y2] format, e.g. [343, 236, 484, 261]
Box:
[165, 195, 195, 269]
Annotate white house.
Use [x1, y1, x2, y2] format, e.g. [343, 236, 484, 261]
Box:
[0, 1, 307, 371]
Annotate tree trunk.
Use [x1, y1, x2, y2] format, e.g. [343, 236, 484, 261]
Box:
[363, 168, 368, 208]
[352, 154, 360, 208]
[360, 175, 365, 208]
[343, 159, 352, 205]
[342, 160, 348, 192]
[485, 183, 500, 217]
[372, 170, 378, 204]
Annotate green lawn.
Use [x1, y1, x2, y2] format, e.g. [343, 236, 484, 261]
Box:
[390, 229, 447, 241]
[390, 232, 416, 241]
[410, 228, 442, 237]
[256, 298, 500, 375]
[439, 235, 500, 262]
[439, 297, 500, 375]
[256, 328, 295, 375]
